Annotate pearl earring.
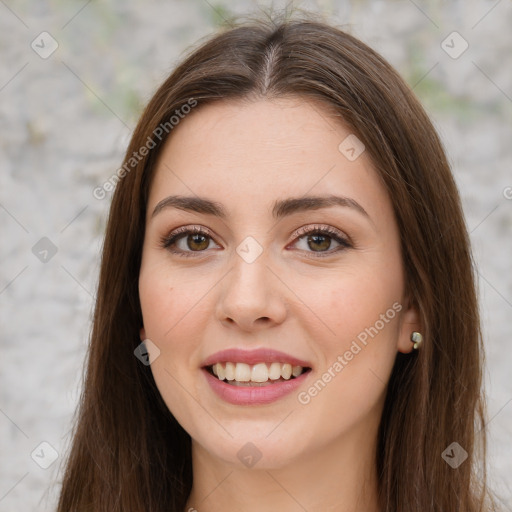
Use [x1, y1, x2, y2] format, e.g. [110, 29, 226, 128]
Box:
[410, 331, 423, 350]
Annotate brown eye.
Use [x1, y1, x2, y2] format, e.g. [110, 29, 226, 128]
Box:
[185, 233, 210, 251]
[161, 226, 220, 257]
[306, 233, 332, 252]
[291, 225, 351, 257]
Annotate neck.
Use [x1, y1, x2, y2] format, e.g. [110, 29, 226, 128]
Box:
[185, 422, 381, 512]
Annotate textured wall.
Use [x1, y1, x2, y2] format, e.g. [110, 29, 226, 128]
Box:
[1, 0, 511, 510]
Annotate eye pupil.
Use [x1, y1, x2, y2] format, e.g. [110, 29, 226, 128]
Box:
[308, 234, 331, 252]
[188, 234, 209, 251]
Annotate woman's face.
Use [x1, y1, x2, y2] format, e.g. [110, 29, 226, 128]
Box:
[139, 97, 419, 469]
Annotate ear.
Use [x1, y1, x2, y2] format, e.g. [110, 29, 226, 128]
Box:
[397, 302, 422, 354]
[140, 327, 147, 341]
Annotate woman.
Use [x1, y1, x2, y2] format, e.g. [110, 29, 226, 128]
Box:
[57, 14, 498, 512]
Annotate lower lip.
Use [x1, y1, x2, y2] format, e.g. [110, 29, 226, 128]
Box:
[202, 368, 311, 405]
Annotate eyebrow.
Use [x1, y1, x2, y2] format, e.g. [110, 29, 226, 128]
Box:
[152, 194, 370, 221]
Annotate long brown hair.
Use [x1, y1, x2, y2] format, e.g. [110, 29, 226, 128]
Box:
[57, 12, 497, 512]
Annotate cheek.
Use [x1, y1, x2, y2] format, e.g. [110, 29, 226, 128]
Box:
[138, 256, 217, 426]
[297, 263, 403, 415]
[139, 260, 194, 381]
[138, 257, 208, 343]
[319, 262, 403, 348]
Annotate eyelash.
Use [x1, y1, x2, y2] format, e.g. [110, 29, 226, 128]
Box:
[160, 224, 352, 259]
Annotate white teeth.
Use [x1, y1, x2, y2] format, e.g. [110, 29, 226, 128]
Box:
[224, 361, 236, 381]
[281, 363, 292, 379]
[209, 362, 307, 383]
[251, 363, 269, 382]
[234, 363, 251, 382]
[268, 362, 282, 380]
[216, 363, 225, 381]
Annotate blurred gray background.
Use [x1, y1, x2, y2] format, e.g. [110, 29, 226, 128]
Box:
[1, 0, 511, 510]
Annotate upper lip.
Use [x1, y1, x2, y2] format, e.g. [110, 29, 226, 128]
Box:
[201, 348, 312, 368]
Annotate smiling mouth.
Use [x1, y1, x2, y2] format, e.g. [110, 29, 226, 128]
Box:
[205, 362, 312, 386]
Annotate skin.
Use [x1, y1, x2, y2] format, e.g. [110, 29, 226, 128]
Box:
[138, 97, 421, 512]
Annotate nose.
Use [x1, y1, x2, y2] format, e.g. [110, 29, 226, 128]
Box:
[215, 249, 287, 332]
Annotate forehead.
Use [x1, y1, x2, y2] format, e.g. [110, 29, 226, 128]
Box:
[148, 97, 391, 224]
